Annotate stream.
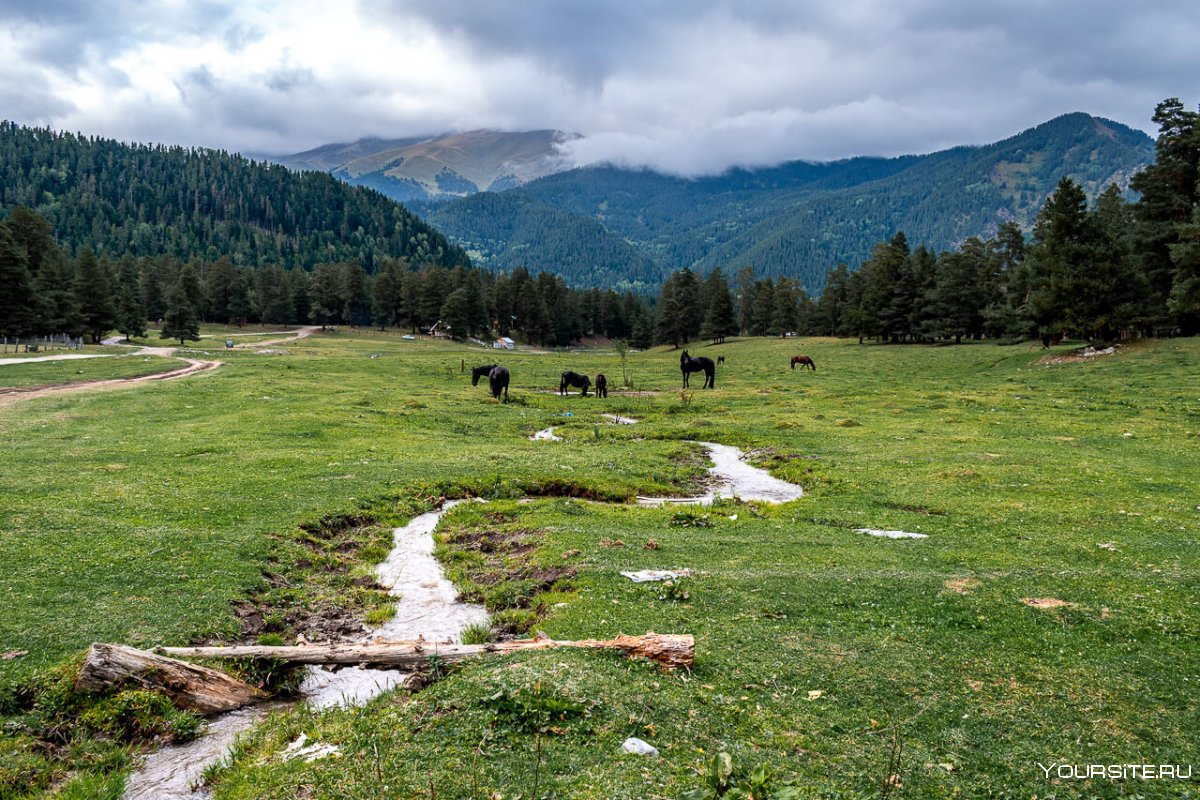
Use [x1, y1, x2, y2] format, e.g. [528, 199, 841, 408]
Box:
[121, 430, 804, 798]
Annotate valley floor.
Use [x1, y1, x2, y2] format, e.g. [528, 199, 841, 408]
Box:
[1, 333, 1197, 798]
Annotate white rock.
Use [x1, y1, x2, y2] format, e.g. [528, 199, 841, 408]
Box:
[622, 737, 659, 756]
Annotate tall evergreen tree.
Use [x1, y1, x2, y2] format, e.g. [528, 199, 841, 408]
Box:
[655, 272, 683, 346]
[160, 276, 200, 345]
[0, 224, 38, 338]
[114, 256, 147, 341]
[72, 248, 116, 343]
[699, 268, 737, 343]
[1131, 98, 1200, 332]
[257, 264, 293, 325]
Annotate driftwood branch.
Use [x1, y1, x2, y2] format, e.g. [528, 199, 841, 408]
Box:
[75, 643, 266, 715]
[157, 631, 694, 671]
[76, 633, 693, 714]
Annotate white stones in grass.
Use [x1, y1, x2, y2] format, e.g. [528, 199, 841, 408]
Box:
[622, 737, 659, 756]
[856, 528, 928, 540]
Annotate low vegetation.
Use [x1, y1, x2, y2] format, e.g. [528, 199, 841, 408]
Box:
[1, 331, 1197, 797]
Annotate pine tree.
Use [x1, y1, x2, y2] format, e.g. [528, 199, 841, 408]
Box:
[114, 257, 147, 341]
[257, 264, 293, 324]
[769, 278, 800, 336]
[160, 276, 200, 345]
[309, 262, 342, 328]
[73, 248, 116, 343]
[750, 278, 774, 335]
[371, 259, 405, 329]
[0, 224, 38, 338]
[699, 268, 737, 343]
[1131, 98, 1200, 331]
[655, 272, 683, 346]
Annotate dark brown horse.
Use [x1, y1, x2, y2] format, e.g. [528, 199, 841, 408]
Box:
[681, 350, 715, 388]
[790, 355, 816, 371]
[560, 371, 591, 397]
[594, 373, 608, 398]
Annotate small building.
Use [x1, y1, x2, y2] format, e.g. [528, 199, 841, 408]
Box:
[493, 337, 516, 350]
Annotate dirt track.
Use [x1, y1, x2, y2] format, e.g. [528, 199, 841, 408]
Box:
[0, 327, 322, 409]
[0, 358, 223, 409]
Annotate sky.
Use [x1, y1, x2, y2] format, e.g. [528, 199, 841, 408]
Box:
[2, 0, 1198, 176]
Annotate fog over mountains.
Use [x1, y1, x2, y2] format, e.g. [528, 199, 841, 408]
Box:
[271, 113, 1154, 292]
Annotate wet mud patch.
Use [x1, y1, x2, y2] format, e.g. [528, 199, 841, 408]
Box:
[216, 514, 397, 647]
[435, 521, 576, 636]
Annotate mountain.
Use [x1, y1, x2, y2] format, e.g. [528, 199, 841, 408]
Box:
[422, 113, 1154, 291]
[0, 122, 469, 270]
[270, 129, 577, 202]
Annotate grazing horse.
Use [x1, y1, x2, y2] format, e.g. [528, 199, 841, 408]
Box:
[790, 355, 816, 371]
[717, 355, 725, 365]
[488, 366, 510, 402]
[594, 373, 608, 398]
[471, 364, 499, 386]
[680, 350, 715, 389]
[560, 371, 591, 397]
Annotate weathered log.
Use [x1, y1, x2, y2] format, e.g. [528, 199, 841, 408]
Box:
[75, 643, 266, 715]
[157, 631, 694, 671]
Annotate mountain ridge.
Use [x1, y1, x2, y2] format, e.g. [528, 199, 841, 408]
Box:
[416, 112, 1153, 291]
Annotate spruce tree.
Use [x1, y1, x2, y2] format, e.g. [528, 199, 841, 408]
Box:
[160, 276, 200, 345]
[73, 248, 116, 343]
[114, 257, 148, 341]
[655, 272, 683, 346]
[0, 224, 38, 338]
[699, 268, 737, 343]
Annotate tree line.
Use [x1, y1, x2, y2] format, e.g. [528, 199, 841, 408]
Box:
[0, 205, 656, 347]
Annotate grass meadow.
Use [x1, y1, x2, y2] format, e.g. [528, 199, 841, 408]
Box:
[0, 331, 1197, 798]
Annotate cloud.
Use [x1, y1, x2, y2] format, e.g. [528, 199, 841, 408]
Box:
[0, 0, 1196, 173]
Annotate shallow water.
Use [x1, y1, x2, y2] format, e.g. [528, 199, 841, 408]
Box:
[123, 441, 803, 797]
[122, 501, 484, 799]
[638, 442, 804, 506]
[601, 414, 639, 425]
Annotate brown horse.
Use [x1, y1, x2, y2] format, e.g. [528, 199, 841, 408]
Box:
[790, 355, 816, 371]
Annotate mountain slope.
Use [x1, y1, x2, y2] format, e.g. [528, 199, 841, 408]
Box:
[427, 113, 1153, 290]
[0, 122, 470, 269]
[274, 130, 576, 202]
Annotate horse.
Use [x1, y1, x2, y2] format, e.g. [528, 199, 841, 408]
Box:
[488, 366, 509, 402]
[680, 350, 715, 389]
[560, 371, 591, 397]
[790, 355, 816, 371]
[471, 364, 498, 386]
[594, 373, 608, 398]
[717, 355, 725, 365]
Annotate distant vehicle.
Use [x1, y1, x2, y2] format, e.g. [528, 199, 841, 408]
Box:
[402, 334, 416, 340]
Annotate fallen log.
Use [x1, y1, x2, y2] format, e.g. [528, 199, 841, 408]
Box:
[157, 631, 694, 671]
[75, 643, 266, 715]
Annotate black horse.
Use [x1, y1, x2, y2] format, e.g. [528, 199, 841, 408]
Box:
[560, 371, 591, 397]
[488, 366, 510, 402]
[680, 350, 715, 389]
[471, 364, 498, 386]
[594, 373, 608, 398]
[472, 363, 509, 402]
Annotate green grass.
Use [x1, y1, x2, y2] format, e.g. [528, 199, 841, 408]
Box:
[0, 354, 189, 389]
[2, 334, 1198, 798]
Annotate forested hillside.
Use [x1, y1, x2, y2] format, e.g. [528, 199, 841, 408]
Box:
[0, 122, 469, 270]
[425, 113, 1153, 290]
